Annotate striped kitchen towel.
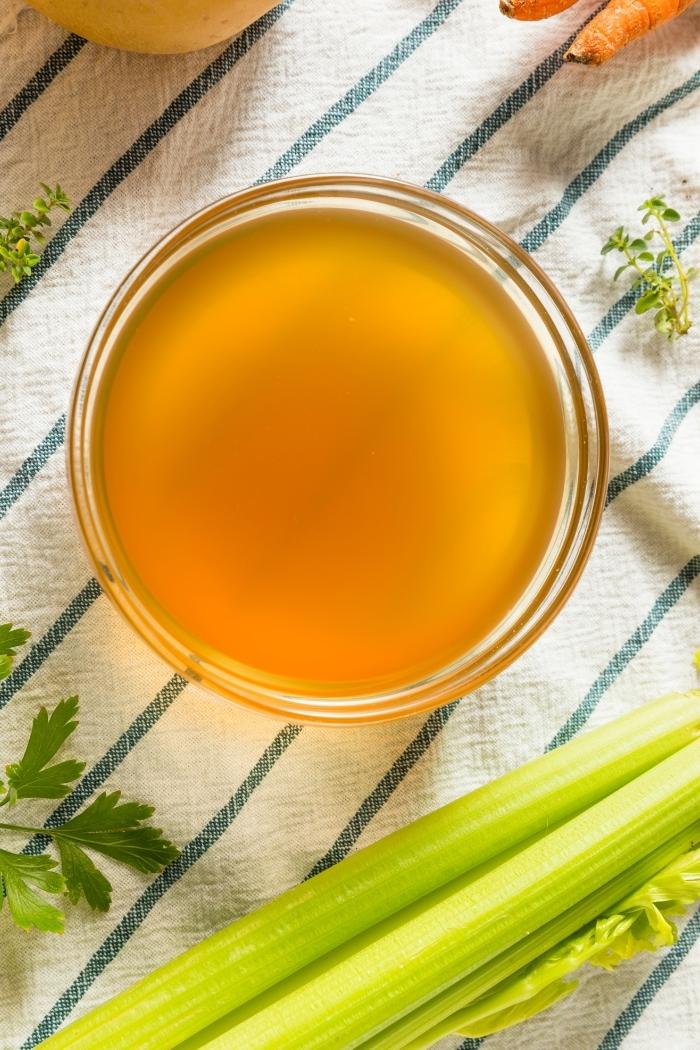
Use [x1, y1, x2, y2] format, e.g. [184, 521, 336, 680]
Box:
[0, 2, 699, 1048]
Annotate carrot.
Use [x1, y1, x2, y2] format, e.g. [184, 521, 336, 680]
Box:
[500, 0, 581, 19]
[565, 0, 696, 63]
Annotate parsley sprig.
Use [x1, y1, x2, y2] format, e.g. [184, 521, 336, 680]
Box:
[0, 621, 31, 682]
[0, 631, 179, 932]
[602, 196, 695, 339]
[0, 183, 70, 284]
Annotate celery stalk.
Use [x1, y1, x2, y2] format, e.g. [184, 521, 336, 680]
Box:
[407, 841, 700, 1047]
[39, 692, 700, 1050]
[180, 824, 700, 1050]
[361, 824, 700, 1050]
[201, 738, 700, 1050]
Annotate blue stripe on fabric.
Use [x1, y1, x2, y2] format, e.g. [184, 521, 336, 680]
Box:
[607, 381, 700, 506]
[548, 556, 700, 750]
[257, 0, 464, 184]
[0, 414, 66, 521]
[0, 577, 101, 711]
[520, 70, 700, 255]
[597, 907, 700, 1050]
[23, 674, 188, 856]
[22, 723, 301, 1049]
[425, 3, 605, 194]
[305, 702, 458, 878]
[0, 0, 293, 329]
[0, 35, 86, 142]
[589, 209, 700, 351]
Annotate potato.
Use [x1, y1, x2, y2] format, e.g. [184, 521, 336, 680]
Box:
[26, 0, 276, 53]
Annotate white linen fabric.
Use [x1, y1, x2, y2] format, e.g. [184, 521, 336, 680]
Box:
[0, 2, 699, 1048]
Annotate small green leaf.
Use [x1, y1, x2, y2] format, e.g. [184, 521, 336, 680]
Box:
[0, 623, 30, 681]
[1, 697, 84, 806]
[0, 849, 65, 933]
[636, 289, 661, 314]
[663, 208, 681, 222]
[638, 252, 654, 263]
[0, 183, 71, 286]
[613, 264, 629, 281]
[630, 239, 647, 252]
[57, 840, 113, 912]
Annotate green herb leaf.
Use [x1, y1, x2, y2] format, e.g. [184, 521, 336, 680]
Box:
[0, 184, 71, 285]
[0, 621, 30, 681]
[0, 696, 179, 933]
[1, 696, 84, 806]
[635, 289, 661, 314]
[602, 196, 694, 338]
[0, 849, 65, 933]
[57, 840, 113, 911]
[54, 791, 180, 874]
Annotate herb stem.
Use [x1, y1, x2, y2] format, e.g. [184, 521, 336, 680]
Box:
[0, 821, 45, 836]
[601, 195, 694, 339]
[657, 214, 691, 333]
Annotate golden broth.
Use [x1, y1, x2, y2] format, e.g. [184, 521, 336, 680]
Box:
[95, 207, 566, 693]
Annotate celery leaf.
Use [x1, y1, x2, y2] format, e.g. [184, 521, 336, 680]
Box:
[454, 847, 700, 1038]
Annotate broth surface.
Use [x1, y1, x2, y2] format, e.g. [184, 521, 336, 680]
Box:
[97, 207, 567, 689]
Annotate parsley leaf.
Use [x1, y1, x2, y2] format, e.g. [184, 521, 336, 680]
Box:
[0, 695, 85, 807]
[0, 696, 179, 931]
[0, 849, 65, 933]
[52, 791, 180, 875]
[57, 840, 113, 912]
[0, 621, 30, 682]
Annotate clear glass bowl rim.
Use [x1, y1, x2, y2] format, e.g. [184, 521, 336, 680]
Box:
[67, 174, 609, 725]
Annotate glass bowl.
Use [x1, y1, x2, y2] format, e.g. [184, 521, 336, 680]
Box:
[68, 175, 608, 725]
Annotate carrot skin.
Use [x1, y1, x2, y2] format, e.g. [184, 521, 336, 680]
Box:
[500, 0, 582, 19]
[565, 0, 696, 64]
